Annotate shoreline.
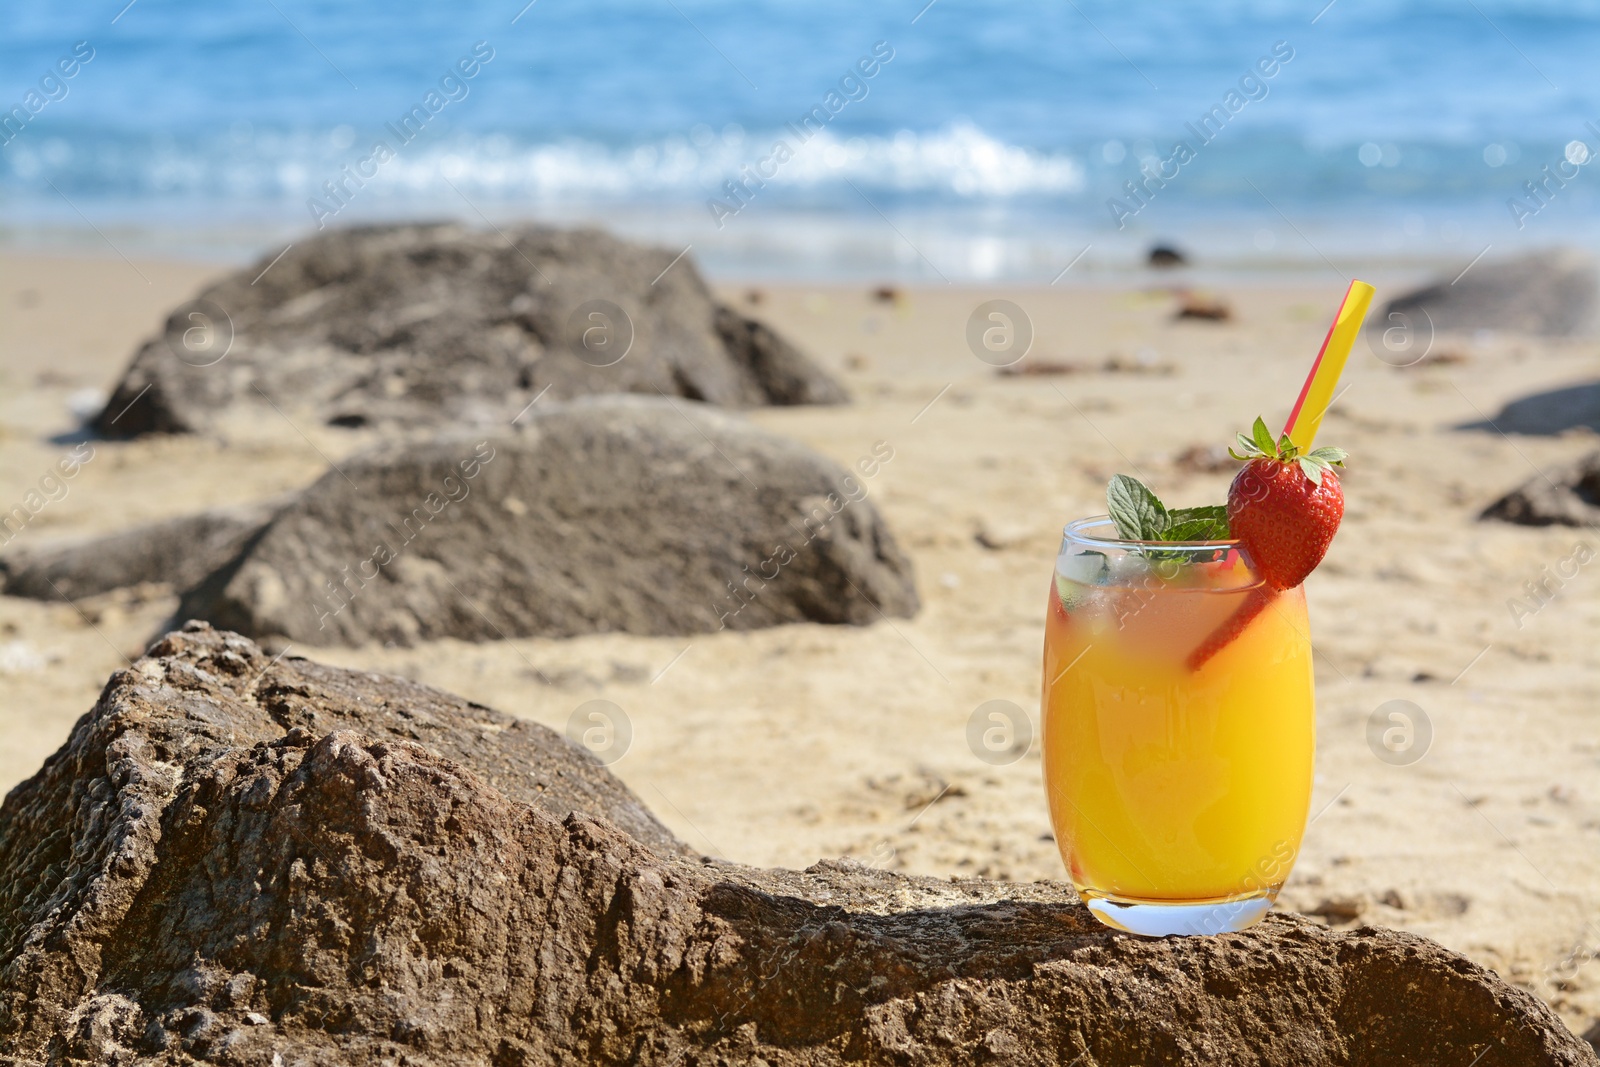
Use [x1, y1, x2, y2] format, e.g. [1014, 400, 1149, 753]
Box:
[0, 213, 1562, 289]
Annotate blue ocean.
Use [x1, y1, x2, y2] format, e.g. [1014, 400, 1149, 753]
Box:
[3, 0, 1598, 279]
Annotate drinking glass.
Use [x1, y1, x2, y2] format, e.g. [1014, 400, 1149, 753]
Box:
[1041, 517, 1315, 935]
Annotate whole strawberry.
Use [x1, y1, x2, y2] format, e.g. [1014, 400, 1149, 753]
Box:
[1226, 417, 1347, 591]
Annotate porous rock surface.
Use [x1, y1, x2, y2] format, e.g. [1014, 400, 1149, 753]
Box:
[1383, 249, 1598, 337]
[0, 624, 1593, 1067]
[1481, 449, 1600, 526]
[175, 395, 916, 646]
[90, 223, 846, 438]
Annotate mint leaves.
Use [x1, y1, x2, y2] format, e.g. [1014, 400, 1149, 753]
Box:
[1106, 474, 1231, 542]
[1107, 475, 1166, 541]
[1165, 507, 1231, 542]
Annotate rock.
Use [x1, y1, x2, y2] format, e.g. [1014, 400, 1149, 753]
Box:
[711, 306, 840, 406]
[1173, 442, 1235, 473]
[5, 398, 917, 637]
[1147, 243, 1188, 268]
[176, 396, 916, 646]
[1, 624, 1592, 1067]
[1308, 895, 1367, 925]
[1, 500, 284, 601]
[1480, 450, 1600, 526]
[89, 223, 847, 439]
[997, 358, 1085, 377]
[1174, 292, 1233, 322]
[1461, 380, 1600, 436]
[1384, 249, 1599, 337]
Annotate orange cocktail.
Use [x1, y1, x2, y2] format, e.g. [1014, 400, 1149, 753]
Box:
[1041, 517, 1314, 935]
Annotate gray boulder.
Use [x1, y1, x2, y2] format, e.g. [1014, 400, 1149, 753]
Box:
[178, 396, 915, 646]
[0, 500, 284, 601]
[1, 623, 1592, 1067]
[1461, 380, 1600, 436]
[90, 223, 846, 438]
[1481, 450, 1600, 526]
[1383, 249, 1598, 337]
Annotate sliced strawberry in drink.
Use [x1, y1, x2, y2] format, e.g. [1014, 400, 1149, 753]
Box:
[1051, 571, 1100, 626]
[1185, 585, 1277, 671]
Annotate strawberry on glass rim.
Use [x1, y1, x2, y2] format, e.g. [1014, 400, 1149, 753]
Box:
[1226, 416, 1347, 592]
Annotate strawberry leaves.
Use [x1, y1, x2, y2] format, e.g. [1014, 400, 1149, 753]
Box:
[1106, 475, 1230, 542]
[1229, 415, 1348, 486]
[1250, 416, 1276, 457]
[1297, 446, 1349, 486]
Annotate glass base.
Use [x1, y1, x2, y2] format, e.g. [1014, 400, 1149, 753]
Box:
[1084, 891, 1277, 936]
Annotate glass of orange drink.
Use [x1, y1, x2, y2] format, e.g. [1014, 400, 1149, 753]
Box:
[1041, 516, 1315, 935]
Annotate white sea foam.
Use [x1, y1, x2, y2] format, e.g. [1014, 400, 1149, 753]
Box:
[360, 122, 1086, 203]
[2, 122, 1085, 205]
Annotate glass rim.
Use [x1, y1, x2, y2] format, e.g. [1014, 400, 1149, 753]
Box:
[1062, 514, 1241, 551]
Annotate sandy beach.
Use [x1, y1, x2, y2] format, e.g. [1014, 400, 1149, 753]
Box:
[1, 249, 1598, 1037]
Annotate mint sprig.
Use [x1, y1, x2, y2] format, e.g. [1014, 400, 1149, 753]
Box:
[1106, 474, 1230, 542]
[1107, 474, 1166, 540]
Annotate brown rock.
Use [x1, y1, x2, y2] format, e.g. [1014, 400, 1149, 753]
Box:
[89, 223, 846, 439]
[1174, 443, 1236, 473]
[1308, 895, 1367, 925]
[1175, 292, 1233, 322]
[997, 358, 1085, 377]
[1480, 450, 1600, 526]
[1, 624, 1593, 1066]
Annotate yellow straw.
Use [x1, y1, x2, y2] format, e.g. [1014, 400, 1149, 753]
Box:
[1282, 280, 1375, 450]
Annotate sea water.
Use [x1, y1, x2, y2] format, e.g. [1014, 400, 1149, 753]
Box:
[2, 0, 1597, 279]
